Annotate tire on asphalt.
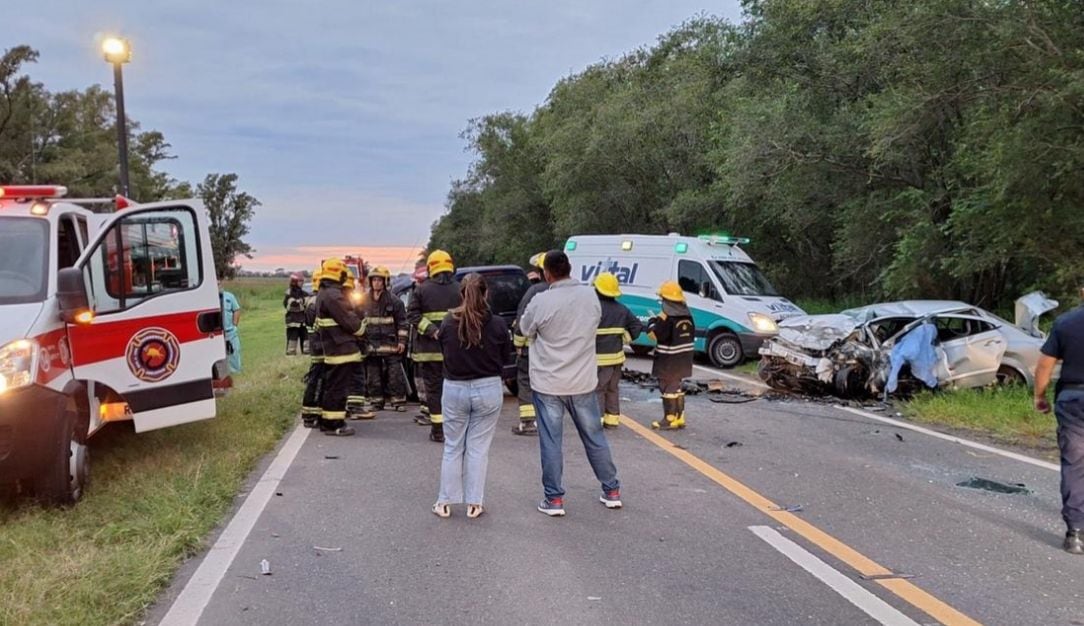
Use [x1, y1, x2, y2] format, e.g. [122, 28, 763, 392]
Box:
[708, 332, 744, 369]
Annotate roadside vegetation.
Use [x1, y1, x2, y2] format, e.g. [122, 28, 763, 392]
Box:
[902, 386, 1056, 452]
[0, 279, 303, 626]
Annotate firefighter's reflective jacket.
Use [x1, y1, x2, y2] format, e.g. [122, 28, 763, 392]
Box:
[648, 302, 695, 380]
[284, 286, 309, 327]
[513, 282, 549, 352]
[305, 295, 323, 358]
[596, 298, 643, 367]
[315, 281, 364, 364]
[407, 272, 461, 362]
[360, 289, 408, 355]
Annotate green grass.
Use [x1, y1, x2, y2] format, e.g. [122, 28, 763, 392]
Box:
[0, 278, 306, 626]
[902, 385, 1057, 451]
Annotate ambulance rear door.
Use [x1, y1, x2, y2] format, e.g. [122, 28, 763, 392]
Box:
[65, 201, 225, 432]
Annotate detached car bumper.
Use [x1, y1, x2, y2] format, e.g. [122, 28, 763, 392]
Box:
[0, 385, 66, 480]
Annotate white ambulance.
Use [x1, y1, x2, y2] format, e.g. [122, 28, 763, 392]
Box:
[0, 185, 228, 504]
[565, 233, 805, 367]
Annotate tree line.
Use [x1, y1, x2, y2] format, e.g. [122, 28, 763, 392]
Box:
[427, 0, 1084, 309]
[0, 45, 255, 279]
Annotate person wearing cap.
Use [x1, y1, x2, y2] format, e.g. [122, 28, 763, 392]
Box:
[314, 258, 365, 436]
[520, 250, 621, 516]
[358, 265, 409, 415]
[283, 273, 310, 355]
[300, 266, 326, 428]
[511, 252, 549, 436]
[594, 272, 643, 429]
[647, 281, 695, 430]
[408, 250, 462, 443]
[1035, 285, 1084, 554]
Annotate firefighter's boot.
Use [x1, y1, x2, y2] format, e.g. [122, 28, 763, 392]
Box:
[652, 394, 682, 431]
[430, 422, 445, 443]
[391, 396, 408, 412]
[673, 393, 687, 429]
[415, 405, 432, 425]
[602, 413, 621, 429]
[300, 408, 320, 428]
[512, 420, 538, 436]
[286, 338, 299, 356]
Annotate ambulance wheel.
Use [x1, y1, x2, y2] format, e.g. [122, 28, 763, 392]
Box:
[630, 345, 653, 357]
[34, 398, 89, 506]
[708, 333, 743, 368]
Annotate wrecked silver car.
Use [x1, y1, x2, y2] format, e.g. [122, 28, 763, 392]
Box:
[757, 293, 1058, 398]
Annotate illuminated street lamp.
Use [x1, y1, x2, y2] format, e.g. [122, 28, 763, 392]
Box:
[101, 36, 132, 197]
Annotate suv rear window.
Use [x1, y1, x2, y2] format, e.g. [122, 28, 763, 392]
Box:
[459, 270, 529, 316]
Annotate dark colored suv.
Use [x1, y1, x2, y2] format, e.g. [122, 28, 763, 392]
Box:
[454, 265, 531, 329]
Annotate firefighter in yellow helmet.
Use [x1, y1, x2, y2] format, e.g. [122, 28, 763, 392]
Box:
[283, 273, 310, 355]
[647, 281, 695, 430]
[593, 272, 643, 429]
[511, 252, 548, 435]
[300, 266, 326, 428]
[407, 250, 461, 442]
[341, 268, 374, 420]
[314, 258, 365, 436]
[358, 265, 409, 413]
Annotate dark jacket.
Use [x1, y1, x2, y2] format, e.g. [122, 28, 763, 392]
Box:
[649, 301, 695, 380]
[360, 288, 408, 355]
[407, 271, 461, 362]
[304, 295, 322, 357]
[284, 286, 309, 325]
[439, 312, 516, 381]
[513, 281, 549, 352]
[596, 297, 643, 367]
[315, 280, 363, 363]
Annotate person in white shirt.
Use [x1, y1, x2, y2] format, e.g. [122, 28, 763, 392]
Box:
[520, 250, 622, 517]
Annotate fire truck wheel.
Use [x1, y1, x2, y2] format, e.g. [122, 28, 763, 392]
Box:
[35, 397, 89, 506]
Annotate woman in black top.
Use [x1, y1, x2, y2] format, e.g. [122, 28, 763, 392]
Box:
[433, 274, 515, 518]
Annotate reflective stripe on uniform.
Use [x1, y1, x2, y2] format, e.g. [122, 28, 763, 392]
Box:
[322, 411, 347, 419]
[324, 353, 363, 364]
[316, 318, 338, 328]
[655, 344, 694, 355]
[311, 355, 325, 363]
[513, 335, 528, 348]
[597, 327, 626, 336]
[518, 404, 536, 419]
[597, 352, 626, 366]
[286, 322, 303, 328]
[430, 413, 443, 424]
[412, 352, 443, 362]
[364, 316, 396, 325]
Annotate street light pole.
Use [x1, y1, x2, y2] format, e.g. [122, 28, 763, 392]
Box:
[102, 37, 132, 198]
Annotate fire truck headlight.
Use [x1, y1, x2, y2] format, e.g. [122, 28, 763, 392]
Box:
[0, 339, 38, 395]
[747, 313, 778, 334]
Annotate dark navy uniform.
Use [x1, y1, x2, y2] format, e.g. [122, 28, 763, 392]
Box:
[360, 288, 410, 410]
[1042, 305, 1084, 535]
[648, 302, 695, 429]
[407, 270, 461, 441]
[513, 281, 549, 431]
[595, 296, 643, 427]
[315, 280, 363, 435]
[300, 292, 324, 427]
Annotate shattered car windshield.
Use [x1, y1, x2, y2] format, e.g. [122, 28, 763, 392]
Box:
[709, 261, 779, 297]
[0, 218, 49, 305]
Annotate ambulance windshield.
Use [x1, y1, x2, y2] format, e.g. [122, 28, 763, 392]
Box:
[709, 261, 779, 297]
[0, 218, 49, 304]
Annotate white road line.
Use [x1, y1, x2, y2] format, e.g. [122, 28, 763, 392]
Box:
[693, 364, 771, 389]
[160, 424, 312, 626]
[837, 405, 1059, 472]
[749, 526, 919, 626]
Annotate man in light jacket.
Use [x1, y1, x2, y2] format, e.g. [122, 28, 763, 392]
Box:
[520, 250, 622, 517]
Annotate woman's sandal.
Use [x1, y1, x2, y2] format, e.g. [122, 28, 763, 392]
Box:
[467, 504, 485, 519]
[432, 503, 451, 518]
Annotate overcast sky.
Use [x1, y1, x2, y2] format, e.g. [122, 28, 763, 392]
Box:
[12, 0, 743, 272]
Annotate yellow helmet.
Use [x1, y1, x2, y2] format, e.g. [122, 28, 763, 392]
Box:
[594, 272, 622, 298]
[529, 252, 546, 269]
[427, 249, 454, 276]
[311, 268, 324, 292]
[344, 268, 356, 290]
[321, 257, 347, 283]
[369, 265, 392, 280]
[657, 281, 686, 303]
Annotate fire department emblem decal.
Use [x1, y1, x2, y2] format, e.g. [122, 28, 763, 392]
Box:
[126, 328, 181, 382]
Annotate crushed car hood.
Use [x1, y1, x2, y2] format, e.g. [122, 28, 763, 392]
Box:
[1014, 291, 1058, 338]
[776, 314, 860, 352]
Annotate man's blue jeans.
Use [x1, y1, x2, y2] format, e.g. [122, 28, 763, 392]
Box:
[533, 391, 619, 500]
[1056, 389, 1084, 529]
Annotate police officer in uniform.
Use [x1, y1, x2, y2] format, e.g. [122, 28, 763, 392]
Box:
[283, 274, 310, 355]
[593, 272, 643, 429]
[315, 258, 364, 436]
[512, 252, 548, 435]
[1035, 287, 1084, 554]
[300, 266, 325, 428]
[647, 281, 695, 430]
[408, 250, 461, 443]
[360, 266, 410, 413]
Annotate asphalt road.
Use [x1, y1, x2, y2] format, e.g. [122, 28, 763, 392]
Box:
[151, 356, 1084, 626]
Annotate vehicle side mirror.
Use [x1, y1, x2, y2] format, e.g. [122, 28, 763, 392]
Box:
[57, 267, 91, 324]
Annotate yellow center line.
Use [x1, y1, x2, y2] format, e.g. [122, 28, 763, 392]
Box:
[620, 415, 982, 626]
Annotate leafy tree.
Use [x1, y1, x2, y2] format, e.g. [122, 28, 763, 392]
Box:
[197, 173, 258, 280]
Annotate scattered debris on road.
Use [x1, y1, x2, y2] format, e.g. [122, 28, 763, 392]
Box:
[260, 559, 272, 575]
[324, 455, 340, 460]
[769, 504, 804, 513]
[725, 441, 743, 448]
[956, 477, 1030, 495]
[313, 546, 343, 552]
